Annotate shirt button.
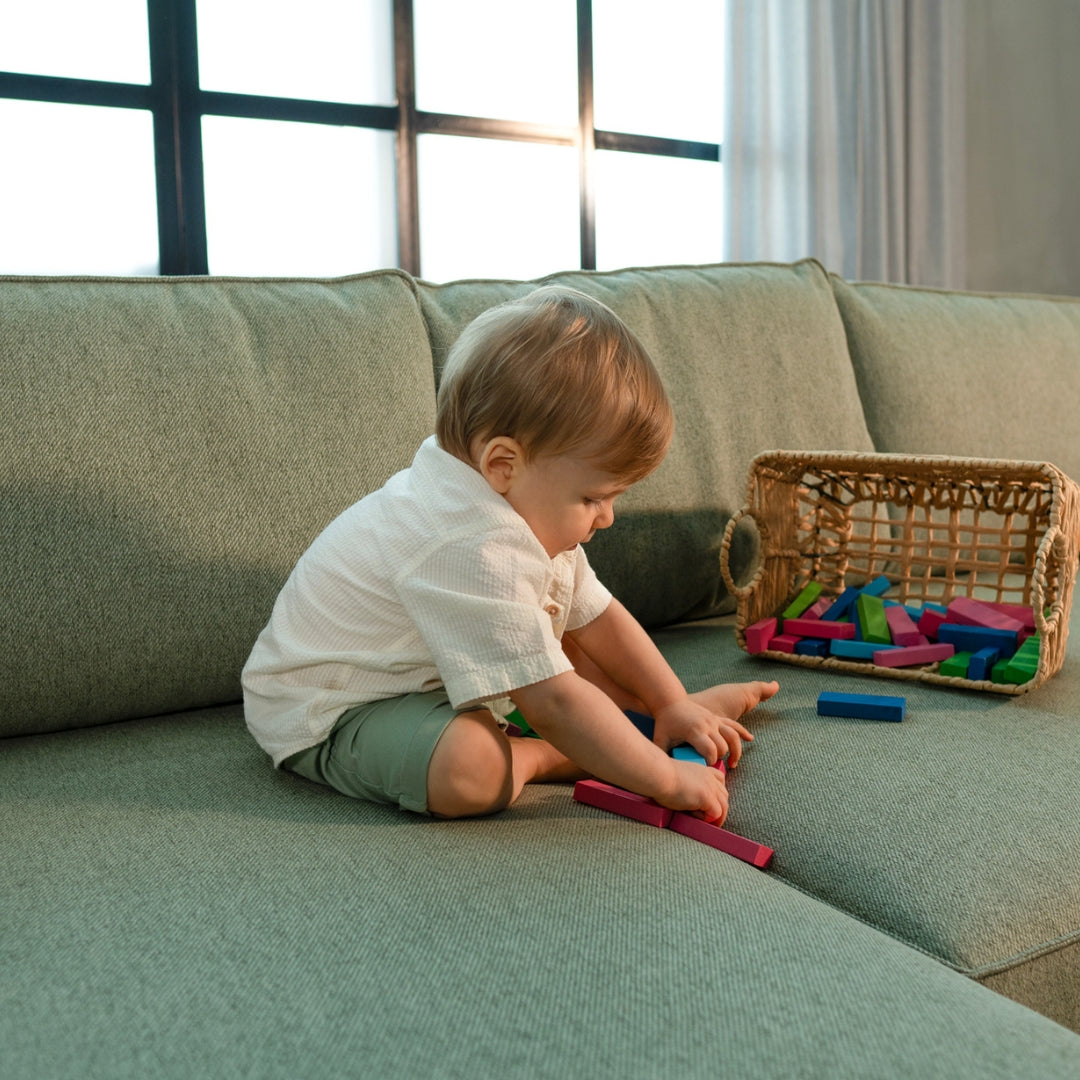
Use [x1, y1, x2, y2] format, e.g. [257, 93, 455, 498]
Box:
[545, 603, 561, 617]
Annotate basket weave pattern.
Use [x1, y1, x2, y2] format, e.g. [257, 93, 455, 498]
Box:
[719, 451, 1080, 693]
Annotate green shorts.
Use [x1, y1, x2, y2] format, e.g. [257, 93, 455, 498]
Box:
[282, 690, 468, 815]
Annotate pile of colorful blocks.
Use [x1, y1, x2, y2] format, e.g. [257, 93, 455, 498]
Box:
[745, 576, 1041, 685]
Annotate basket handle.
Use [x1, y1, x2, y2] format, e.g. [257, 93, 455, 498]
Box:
[720, 507, 763, 600]
[1032, 524, 1072, 637]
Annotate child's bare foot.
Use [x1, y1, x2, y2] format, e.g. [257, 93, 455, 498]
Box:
[509, 737, 588, 802]
[689, 680, 778, 726]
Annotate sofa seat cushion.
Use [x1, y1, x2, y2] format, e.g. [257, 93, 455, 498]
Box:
[3, 706, 1079, 1078]
[656, 611, 1080, 1033]
[831, 276, 1080, 481]
[418, 261, 875, 630]
[0, 271, 434, 739]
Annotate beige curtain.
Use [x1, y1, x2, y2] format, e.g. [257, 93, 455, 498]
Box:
[722, 0, 966, 287]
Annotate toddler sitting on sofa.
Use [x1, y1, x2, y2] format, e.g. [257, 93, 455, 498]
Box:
[242, 286, 778, 820]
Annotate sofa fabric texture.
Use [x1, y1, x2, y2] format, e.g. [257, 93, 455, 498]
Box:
[0, 272, 434, 739]
[3, 260, 1080, 1077]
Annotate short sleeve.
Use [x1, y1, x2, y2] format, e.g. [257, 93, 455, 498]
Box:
[396, 526, 574, 708]
[565, 546, 612, 632]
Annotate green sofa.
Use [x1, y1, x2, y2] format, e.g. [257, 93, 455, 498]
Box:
[3, 259, 1079, 1078]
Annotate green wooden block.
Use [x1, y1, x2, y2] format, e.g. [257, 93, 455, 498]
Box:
[991, 658, 1011, 683]
[856, 593, 891, 644]
[939, 651, 973, 678]
[782, 581, 823, 620]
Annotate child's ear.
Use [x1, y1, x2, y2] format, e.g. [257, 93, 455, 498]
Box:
[477, 436, 524, 495]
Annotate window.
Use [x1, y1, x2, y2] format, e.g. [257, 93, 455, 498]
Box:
[0, 0, 723, 280]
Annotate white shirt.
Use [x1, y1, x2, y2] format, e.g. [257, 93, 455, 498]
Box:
[242, 436, 612, 766]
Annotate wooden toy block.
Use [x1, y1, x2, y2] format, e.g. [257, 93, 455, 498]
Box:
[967, 647, 1000, 681]
[782, 582, 823, 620]
[946, 597, 1024, 635]
[668, 813, 774, 868]
[625, 710, 655, 739]
[1003, 634, 1041, 684]
[783, 618, 856, 640]
[917, 606, 948, 639]
[821, 585, 860, 622]
[672, 745, 727, 773]
[985, 602, 1037, 631]
[817, 691, 905, 722]
[991, 658, 1011, 683]
[573, 780, 674, 828]
[872, 642, 955, 668]
[805, 597, 833, 619]
[861, 575, 892, 597]
[745, 617, 778, 654]
[830, 639, 898, 661]
[771, 634, 802, 653]
[939, 651, 973, 678]
[884, 605, 924, 647]
[937, 624, 1018, 656]
[794, 639, 830, 657]
[856, 594, 891, 644]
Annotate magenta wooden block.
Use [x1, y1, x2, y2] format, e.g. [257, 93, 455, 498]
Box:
[573, 780, 674, 828]
[917, 607, 947, 639]
[872, 642, 955, 667]
[771, 634, 802, 653]
[745, 617, 778, 654]
[804, 597, 833, 619]
[884, 605, 924, 646]
[783, 618, 855, 640]
[946, 597, 1024, 635]
[669, 813, 774, 868]
[985, 602, 1037, 631]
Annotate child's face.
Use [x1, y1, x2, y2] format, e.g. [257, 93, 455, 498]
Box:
[501, 452, 629, 558]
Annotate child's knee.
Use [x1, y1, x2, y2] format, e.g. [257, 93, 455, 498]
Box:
[426, 710, 513, 818]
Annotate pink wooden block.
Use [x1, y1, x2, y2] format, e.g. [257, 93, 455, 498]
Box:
[917, 607, 947, 640]
[885, 605, 924, 646]
[985, 602, 1037, 631]
[782, 618, 855, 640]
[669, 813, 774, 868]
[872, 642, 955, 667]
[770, 634, 802, 654]
[573, 780, 674, 828]
[946, 597, 1024, 635]
[745, 617, 778, 654]
[804, 597, 834, 620]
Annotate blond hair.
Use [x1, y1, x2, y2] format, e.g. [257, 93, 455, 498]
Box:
[436, 286, 673, 484]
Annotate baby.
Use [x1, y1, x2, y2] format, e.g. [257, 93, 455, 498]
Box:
[242, 286, 777, 821]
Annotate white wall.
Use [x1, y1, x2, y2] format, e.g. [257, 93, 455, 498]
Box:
[965, 0, 1080, 297]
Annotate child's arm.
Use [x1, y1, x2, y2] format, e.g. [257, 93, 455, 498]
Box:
[565, 598, 766, 766]
[510, 670, 730, 822]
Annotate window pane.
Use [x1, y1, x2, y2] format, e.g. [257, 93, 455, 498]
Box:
[0, 100, 158, 275]
[418, 135, 579, 282]
[196, 0, 394, 105]
[202, 117, 396, 276]
[595, 151, 722, 271]
[414, 0, 577, 126]
[0, 0, 149, 84]
[593, 0, 724, 143]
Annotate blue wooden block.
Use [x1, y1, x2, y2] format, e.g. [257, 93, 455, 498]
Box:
[861, 575, 892, 597]
[625, 710, 655, 739]
[672, 744, 707, 766]
[967, 646, 1000, 681]
[830, 639, 898, 661]
[937, 624, 1018, 657]
[821, 586, 860, 622]
[925, 602, 948, 615]
[817, 691, 906, 722]
[795, 638, 830, 657]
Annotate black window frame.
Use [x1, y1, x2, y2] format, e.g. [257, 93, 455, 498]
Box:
[0, 0, 721, 277]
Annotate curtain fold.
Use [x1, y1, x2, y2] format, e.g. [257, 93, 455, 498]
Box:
[723, 0, 966, 288]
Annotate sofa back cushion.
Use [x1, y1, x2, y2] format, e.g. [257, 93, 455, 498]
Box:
[831, 277, 1080, 480]
[0, 271, 435, 738]
[419, 260, 875, 628]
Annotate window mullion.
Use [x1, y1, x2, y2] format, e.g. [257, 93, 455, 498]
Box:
[576, 0, 596, 271]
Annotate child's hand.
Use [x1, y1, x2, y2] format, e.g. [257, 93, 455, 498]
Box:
[652, 697, 755, 768]
[654, 757, 729, 824]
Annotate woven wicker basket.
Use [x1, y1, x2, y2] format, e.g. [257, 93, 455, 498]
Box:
[719, 451, 1080, 693]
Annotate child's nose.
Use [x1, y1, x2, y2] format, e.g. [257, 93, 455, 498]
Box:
[594, 502, 615, 529]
